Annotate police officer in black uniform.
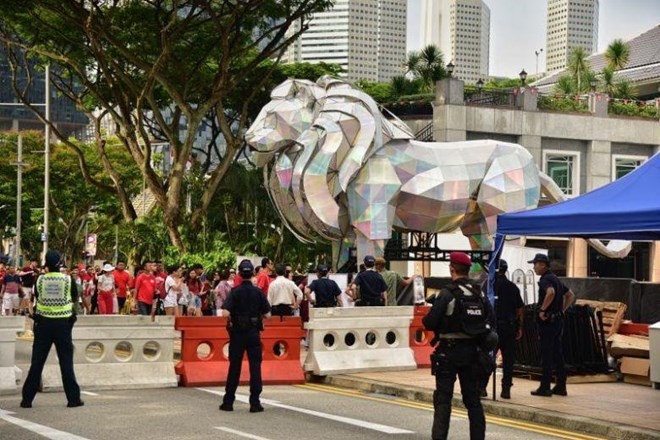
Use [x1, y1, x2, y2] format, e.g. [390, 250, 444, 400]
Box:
[348, 255, 387, 306]
[493, 259, 524, 399]
[422, 252, 494, 440]
[305, 265, 343, 308]
[528, 254, 575, 397]
[21, 250, 83, 409]
[220, 259, 271, 413]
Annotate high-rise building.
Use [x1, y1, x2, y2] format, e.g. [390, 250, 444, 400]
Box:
[420, 0, 490, 84]
[282, 0, 407, 83]
[545, 0, 599, 73]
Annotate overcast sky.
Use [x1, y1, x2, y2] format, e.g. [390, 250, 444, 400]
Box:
[407, 0, 660, 77]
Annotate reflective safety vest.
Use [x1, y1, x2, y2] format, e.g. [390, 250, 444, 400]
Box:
[36, 272, 73, 318]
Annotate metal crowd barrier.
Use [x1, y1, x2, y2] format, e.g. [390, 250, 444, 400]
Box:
[514, 304, 609, 375]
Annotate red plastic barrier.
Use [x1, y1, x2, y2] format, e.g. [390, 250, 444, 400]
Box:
[617, 322, 649, 336]
[409, 305, 435, 368]
[175, 316, 306, 387]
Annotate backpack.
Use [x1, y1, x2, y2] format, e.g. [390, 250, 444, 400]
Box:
[448, 282, 488, 336]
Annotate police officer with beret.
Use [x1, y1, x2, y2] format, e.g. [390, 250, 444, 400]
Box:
[492, 259, 524, 399]
[528, 254, 575, 397]
[220, 259, 271, 413]
[348, 255, 387, 306]
[21, 250, 83, 409]
[422, 252, 494, 440]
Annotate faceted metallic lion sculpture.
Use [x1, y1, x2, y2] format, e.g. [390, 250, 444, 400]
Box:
[245, 77, 630, 266]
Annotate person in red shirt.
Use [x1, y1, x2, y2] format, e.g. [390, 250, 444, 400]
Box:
[255, 257, 273, 296]
[134, 261, 156, 316]
[113, 260, 132, 314]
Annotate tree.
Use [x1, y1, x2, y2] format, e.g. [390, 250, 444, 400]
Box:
[554, 76, 574, 95]
[404, 45, 446, 93]
[355, 80, 394, 103]
[614, 77, 638, 99]
[605, 39, 630, 71]
[599, 67, 617, 96]
[0, 0, 333, 250]
[567, 47, 590, 93]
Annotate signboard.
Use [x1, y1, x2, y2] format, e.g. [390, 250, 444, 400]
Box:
[85, 233, 97, 257]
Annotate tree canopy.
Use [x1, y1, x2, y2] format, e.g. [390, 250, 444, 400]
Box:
[0, 0, 333, 249]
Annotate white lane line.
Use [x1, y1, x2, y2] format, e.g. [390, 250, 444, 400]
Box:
[197, 388, 414, 435]
[215, 426, 272, 440]
[0, 408, 91, 440]
[80, 391, 99, 396]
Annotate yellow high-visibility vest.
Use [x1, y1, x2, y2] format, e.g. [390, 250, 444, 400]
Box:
[36, 272, 73, 318]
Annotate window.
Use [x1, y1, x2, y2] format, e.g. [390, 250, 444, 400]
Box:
[543, 150, 580, 196]
[612, 155, 646, 180]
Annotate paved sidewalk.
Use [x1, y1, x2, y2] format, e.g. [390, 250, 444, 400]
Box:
[319, 369, 660, 440]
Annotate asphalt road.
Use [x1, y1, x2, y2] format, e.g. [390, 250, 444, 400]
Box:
[3, 341, 603, 440]
[1, 382, 605, 440]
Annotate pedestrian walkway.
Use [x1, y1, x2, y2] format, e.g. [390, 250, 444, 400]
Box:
[320, 369, 660, 439]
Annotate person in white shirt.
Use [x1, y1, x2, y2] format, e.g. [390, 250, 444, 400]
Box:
[267, 263, 303, 316]
[164, 265, 183, 316]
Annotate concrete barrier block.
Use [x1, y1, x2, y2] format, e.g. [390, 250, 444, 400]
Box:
[0, 316, 25, 395]
[42, 315, 177, 391]
[304, 306, 416, 375]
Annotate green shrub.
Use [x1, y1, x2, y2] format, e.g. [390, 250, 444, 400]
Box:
[608, 101, 659, 119]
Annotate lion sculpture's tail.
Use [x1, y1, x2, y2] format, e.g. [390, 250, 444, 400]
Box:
[539, 172, 631, 258]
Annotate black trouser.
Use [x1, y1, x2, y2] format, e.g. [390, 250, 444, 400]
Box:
[117, 297, 126, 312]
[271, 304, 294, 316]
[356, 298, 384, 306]
[223, 329, 263, 407]
[137, 301, 152, 316]
[432, 340, 485, 440]
[22, 317, 81, 404]
[538, 317, 566, 390]
[497, 320, 516, 388]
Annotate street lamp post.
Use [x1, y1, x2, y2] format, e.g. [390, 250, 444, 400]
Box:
[519, 69, 528, 87]
[446, 61, 455, 78]
[11, 135, 26, 265]
[535, 48, 544, 76]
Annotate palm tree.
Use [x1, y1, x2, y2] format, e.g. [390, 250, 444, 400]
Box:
[554, 76, 574, 95]
[568, 47, 590, 93]
[405, 51, 421, 76]
[605, 39, 630, 71]
[390, 75, 408, 98]
[600, 67, 616, 96]
[614, 77, 638, 99]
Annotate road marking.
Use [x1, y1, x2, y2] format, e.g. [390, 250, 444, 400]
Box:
[80, 391, 99, 396]
[296, 384, 606, 440]
[196, 387, 414, 435]
[215, 427, 272, 440]
[0, 408, 90, 440]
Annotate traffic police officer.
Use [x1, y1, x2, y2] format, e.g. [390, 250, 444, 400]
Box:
[422, 252, 493, 440]
[493, 259, 524, 399]
[21, 250, 83, 408]
[220, 259, 271, 413]
[528, 254, 575, 397]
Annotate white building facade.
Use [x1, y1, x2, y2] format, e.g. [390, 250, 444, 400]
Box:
[420, 0, 490, 84]
[545, 0, 599, 73]
[282, 0, 407, 83]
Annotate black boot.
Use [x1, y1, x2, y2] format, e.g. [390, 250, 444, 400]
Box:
[530, 387, 552, 397]
[500, 386, 511, 399]
[551, 385, 567, 396]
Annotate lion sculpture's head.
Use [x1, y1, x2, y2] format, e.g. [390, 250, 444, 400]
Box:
[244, 76, 414, 243]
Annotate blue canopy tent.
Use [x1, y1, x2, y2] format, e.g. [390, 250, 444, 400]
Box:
[487, 151, 660, 302]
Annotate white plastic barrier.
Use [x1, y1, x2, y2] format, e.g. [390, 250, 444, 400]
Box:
[42, 315, 177, 391]
[651, 321, 660, 390]
[304, 306, 416, 375]
[0, 316, 25, 394]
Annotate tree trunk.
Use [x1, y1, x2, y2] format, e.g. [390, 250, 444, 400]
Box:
[165, 213, 185, 251]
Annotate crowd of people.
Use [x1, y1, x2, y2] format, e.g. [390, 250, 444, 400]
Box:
[0, 254, 421, 321]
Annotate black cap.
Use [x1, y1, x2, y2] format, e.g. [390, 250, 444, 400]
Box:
[44, 250, 62, 269]
[317, 264, 329, 274]
[498, 259, 508, 271]
[363, 255, 375, 266]
[527, 253, 550, 264]
[238, 259, 254, 276]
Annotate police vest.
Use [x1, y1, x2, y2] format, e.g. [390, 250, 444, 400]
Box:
[36, 272, 73, 318]
[446, 281, 488, 336]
